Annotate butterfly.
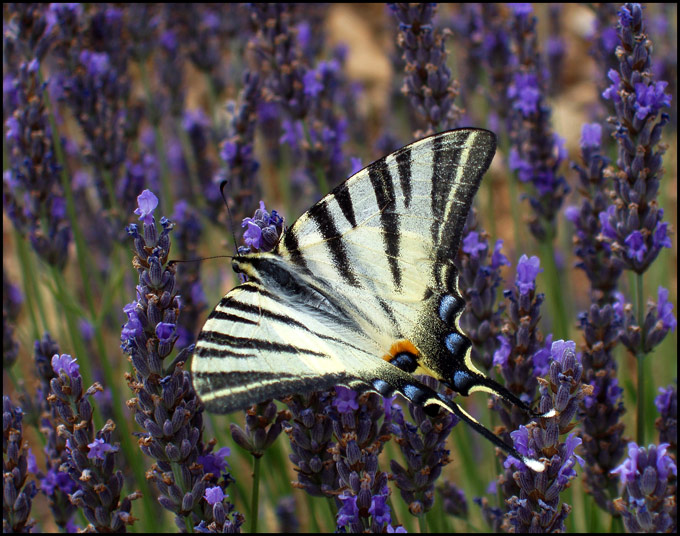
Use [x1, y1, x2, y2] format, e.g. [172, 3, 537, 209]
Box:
[192, 128, 548, 471]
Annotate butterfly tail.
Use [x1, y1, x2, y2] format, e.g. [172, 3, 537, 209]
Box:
[423, 390, 546, 473]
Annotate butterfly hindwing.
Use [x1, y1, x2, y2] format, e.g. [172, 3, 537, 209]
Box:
[192, 266, 386, 413]
[192, 128, 497, 412]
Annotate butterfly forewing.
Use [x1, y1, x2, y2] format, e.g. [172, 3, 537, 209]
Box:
[275, 129, 496, 382]
[192, 128, 496, 412]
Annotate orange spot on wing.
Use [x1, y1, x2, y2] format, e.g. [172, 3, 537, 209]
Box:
[382, 339, 420, 362]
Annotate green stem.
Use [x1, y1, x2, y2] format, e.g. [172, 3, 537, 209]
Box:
[249, 456, 261, 533]
[538, 238, 569, 338]
[417, 513, 427, 533]
[326, 496, 337, 530]
[635, 272, 645, 446]
[13, 229, 43, 341]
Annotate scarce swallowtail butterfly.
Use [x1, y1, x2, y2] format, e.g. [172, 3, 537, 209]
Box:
[192, 128, 549, 472]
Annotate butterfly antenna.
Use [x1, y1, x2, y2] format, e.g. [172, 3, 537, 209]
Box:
[219, 179, 241, 256]
[425, 392, 546, 472]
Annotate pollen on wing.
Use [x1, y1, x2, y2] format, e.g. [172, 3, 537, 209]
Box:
[382, 339, 420, 361]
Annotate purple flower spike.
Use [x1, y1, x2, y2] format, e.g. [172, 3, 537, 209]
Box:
[506, 6, 570, 240]
[46, 354, 140, 532]
[505, 339, 589, 532]
[611, 442, 676, 532]
[122, 192, 242, 531]
[599, 2, 673, 275]
[390, 2, 461, 135]
[654, 385, 677, 449]
[3, 397, 38, 532]
[456, 214, 508, 371]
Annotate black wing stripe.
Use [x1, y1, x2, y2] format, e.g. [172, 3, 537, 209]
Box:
[197, 333, 331, 358]
[309, 202, 360, 286]
[334, 184, 358, 228]
[214, 298, 369, 354]
[209, 311, 260, 326]
[194, 343, 255, 359]
[282, 228, 308, 270]
[368, 157, 402, 290]
[395, 147, 412, 208]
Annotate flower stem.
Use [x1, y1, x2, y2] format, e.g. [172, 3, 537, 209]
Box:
[249, 455, 261, 533]
[635, 272, 645, 446]
[538, 237, 569, 338]
[418, 513, 427, 533]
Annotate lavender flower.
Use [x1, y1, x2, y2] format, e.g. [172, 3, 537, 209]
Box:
[241, 200, 284, 253]
[600, 3, 673, 274]
[47, 354, 140, 531]
[589, 3, 621, 114]
[438, 480, 468, 518]
[455, 215, 509, 372]
[300, 55, 353, 188]
[493, 255, 550, 436]
[612, 442, 677, 532]
[59, 6, 141, 212]
[274, 496, 299, 533]
[503, 340, 588, 532]
[230, 401, 289, 458]
[507, 4, 570, 241]
[248, 5, 353, 196]
[329, 387, 394, 532]
[567, 122, 621, 302]
[615, 286, 677, 355]
[196, 487, 244, 533]
[4, 57, 71, 269]
[389, 3, 461, 135]
[655, 385, 677, 451]
[479, 4, 515, 128]
[390, 376, 458, 516]
[220, 71, 262, 223]
[578, 303, 627, 515]
[157, 27, 185, 118]
[31, 334, 80, 529]
[3, 396, 37, 533]
[182, 108, 217, 210]
[3, 271, 22, 368]
[282, 391, 339, 497]
[249, 4, 309, 122]
[122, 190, 242, 531]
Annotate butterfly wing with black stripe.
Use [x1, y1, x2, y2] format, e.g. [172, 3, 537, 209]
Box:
[275, 128, 496, 390]
[193, 128, 496, 410]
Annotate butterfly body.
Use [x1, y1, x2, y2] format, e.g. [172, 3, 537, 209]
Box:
[192, 128, 547, 471]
